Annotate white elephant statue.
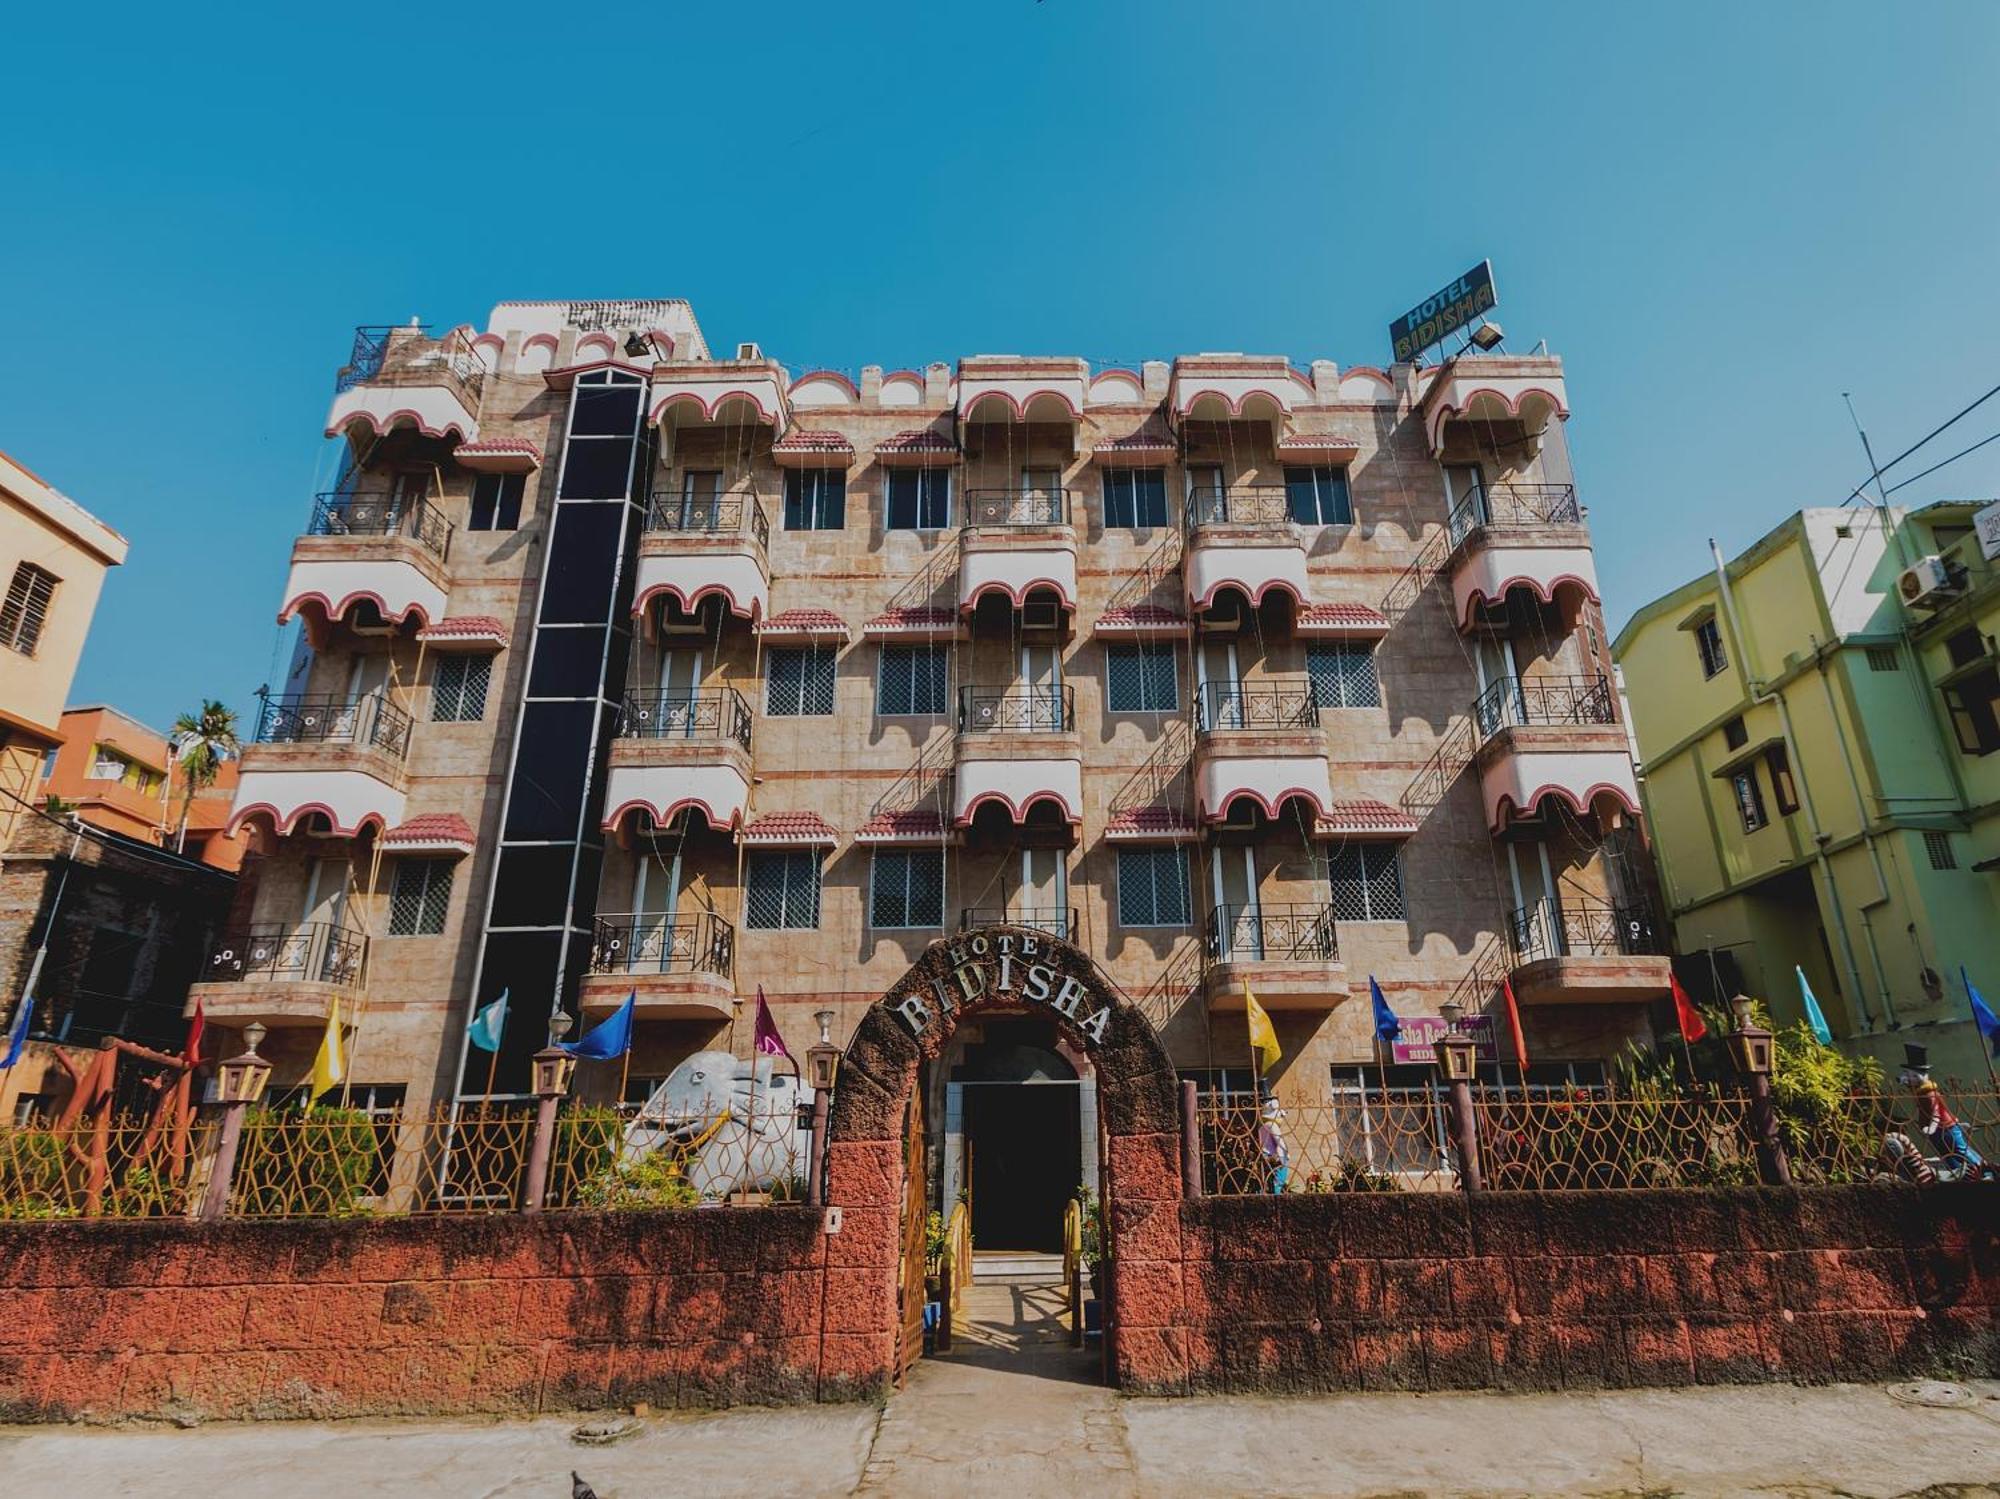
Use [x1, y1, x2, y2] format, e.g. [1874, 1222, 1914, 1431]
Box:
[622, 1050, 808, 1200]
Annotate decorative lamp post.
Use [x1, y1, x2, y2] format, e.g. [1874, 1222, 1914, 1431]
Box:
[805, 1009, 840, 1208]
[1726, 995, 1790, 1186]
[523, 1010, 578, 1214]
[201, 1023, 270, 1221]
[1434, 1002, 1484, 1193]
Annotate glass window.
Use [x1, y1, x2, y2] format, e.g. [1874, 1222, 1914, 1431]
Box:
[0, 562, 59, 657]
[877, 645, 948, 716]
[1732, 769, 1768, 832]
[745, 850, 821, 929]
[388, 859, 454, 936]
[1284, 466, 1352, 525]
[1765, 744, 1799, 816]
[766, 647, 837, 716]
[1105, 644, 1178, 713]
[886, 469, 950, 530]
[1103, 468, 1168, 528]
[1307, 644, 1380, 708]
[869, 849, 944, 929]
[469, 472, 525, 531]
[1946, 666, 2000, 756]
[783, 469, 847, 531]
[1329, 845, 1405, 921]
[1117, 847, 1191, 928]
[1695, 617, 1728, 678]
[1722, 715, 1748, 750]
[432, 655, 492, 722]
[90, 750, 125, 780]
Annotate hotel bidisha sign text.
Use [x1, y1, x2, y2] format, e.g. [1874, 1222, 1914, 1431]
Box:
[883, 926, 1113, 1048]
[1389, 260, 1497, 364]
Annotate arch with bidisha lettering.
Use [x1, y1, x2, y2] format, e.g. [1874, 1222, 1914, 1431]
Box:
[820, 923, 1187, 1392]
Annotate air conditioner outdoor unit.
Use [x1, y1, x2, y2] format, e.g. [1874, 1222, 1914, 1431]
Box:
[736, 341, 762, 361]
[1898, 555, 1958, 608]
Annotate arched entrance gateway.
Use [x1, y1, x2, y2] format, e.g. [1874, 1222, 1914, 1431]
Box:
[824, 922, 1187, 1389]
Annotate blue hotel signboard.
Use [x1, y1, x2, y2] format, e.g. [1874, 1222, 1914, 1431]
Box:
[1389, 261, 1497, 364]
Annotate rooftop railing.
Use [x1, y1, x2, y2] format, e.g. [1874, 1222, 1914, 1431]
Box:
[307, 491, 453, 562]
[253, 692, 414, 760]
[334, 325, 485, 410]
[646, 490, 770, 551]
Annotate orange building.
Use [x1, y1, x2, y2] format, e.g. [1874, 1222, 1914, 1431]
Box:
[38, 704, 246, 872]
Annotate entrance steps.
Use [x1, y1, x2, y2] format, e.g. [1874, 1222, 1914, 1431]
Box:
[971, 1250, 1067, 1285]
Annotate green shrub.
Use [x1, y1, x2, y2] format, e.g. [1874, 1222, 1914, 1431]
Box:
[569, 1147, 701, 1211]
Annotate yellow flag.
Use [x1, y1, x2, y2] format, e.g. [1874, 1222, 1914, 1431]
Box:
[308, 995, 345, 1106]
[1245, 985, 1281, 1075]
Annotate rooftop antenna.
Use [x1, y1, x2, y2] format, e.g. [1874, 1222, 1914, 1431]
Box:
[1843, 392, 1916, 569]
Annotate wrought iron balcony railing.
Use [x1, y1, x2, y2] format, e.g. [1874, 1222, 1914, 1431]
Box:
[1197, 678, 1319, 733]
[962, 488, 1072, 527]
[958, 906, 1078, 943]
[1446, 481, 1582, 548]
[1204, 902, 1340, 965]
[307, 491, 453, 562]
[204, 922, 368, 987]
[645, 490, 771, 551]
[1507, 896, 1663, 965]
[1471, 673, 1616, 737]
[588, 911, 735, 978]
[618, 689, 753, 748]
[1186, 484, 1290, 529]
[253, 692, 414, 759]
[333, 325, 485, 409]
[958, 684, 1075, 733]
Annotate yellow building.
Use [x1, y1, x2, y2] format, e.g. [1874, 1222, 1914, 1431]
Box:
[1613, 502, 2000, 1082]
[0, 449, 128, 849]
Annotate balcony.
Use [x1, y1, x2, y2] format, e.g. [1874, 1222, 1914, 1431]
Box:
[1202, 902, 1348, 1011]
[952, 685, 1082, 828]
[1418, 355, 1568, 460]
[602, 690, 753, 836]
[1446, 482, 1601, 629]
[278, 492, 453, 641]
[184, 922, 367, 1028]
[580, 911, 735, 1020]
[1183, 484, 1311, 615]
[959, 907, 1078, 944]
[633, 490, 770, 623]
[1472, 673, 1642, 833]
[1505, 896, 1673, 1006]
[227, 693, 413, 839]
[958, 356, 1088, 433]
[325, 325, 483, 446]
[648, 356, 789, 432]
[958, 488, 1079, 616]
[1194, 679, 1333, 825]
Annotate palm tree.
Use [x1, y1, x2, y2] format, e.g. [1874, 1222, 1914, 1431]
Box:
[170, 700, 240, 855]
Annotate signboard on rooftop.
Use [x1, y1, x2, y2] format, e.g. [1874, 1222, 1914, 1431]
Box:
[1389, 260, 1497, 364]
[1976, 499, 2000, 562]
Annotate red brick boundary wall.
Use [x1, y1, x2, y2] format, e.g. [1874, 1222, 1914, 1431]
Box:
[1120, 1186, 2000, 1395]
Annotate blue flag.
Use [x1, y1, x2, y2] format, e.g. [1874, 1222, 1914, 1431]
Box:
[1964, 967, 2000, 1058]
[1369, 976, 1401, 1045]
[561, 993, 635, 1061]
[0, 994, 32, 1069]
[1794, 966, 1834, 1046]
[467, 989, 508, 1053]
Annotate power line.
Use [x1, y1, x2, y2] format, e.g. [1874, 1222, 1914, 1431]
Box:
[1886, 427, 2000, 497]
[1842, 381, 2000, 505]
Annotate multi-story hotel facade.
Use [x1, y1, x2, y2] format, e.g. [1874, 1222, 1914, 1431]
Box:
[200, 299, 1665, 1245]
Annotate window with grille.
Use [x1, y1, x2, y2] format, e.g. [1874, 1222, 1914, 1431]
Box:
[1926, 831, 1958, 870]
[1866, 646, 1900, 672]
[0, 562, 59, 657]
[1117, 847, 1191, 928]
[745, 850, 821, 929]
[784, 469, 847, 531]
[1103, 468, 1169, 528]
[469, 472, 525, 531]
[877, 645, 948, 716]
[869, 849, 944, 929]
[766, 647, 837, 716]
[432, 655, 491, 722]
[886, 469, 950, 530]
[388, 859, 454, 936]
[1695, 616, 1728, 678]
[1284, 466, 1352, 525]
[1307, 644, 1380, 708]
[1328, 844, 1404, 921]
[1105, 644, 1178, 713]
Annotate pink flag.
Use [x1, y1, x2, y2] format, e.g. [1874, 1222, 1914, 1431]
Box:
[752, 986, 792, 1060]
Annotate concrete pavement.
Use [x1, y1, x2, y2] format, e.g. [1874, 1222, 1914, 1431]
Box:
[5, 1281, 2000, 1497]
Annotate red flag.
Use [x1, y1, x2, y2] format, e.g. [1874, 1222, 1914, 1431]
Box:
[183, 998, 206, 1067]
[752, 986, 792, 1061]
[1501, 976, 1530, 1071]
[1671, 973, 1708, 1042]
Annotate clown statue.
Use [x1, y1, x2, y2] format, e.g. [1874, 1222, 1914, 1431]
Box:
[1896, 1043, 1996, 1183]
[1257, 1095, 1291, 1195]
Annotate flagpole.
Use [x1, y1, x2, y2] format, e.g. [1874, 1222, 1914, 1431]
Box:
[481, 1021, 502, 1115]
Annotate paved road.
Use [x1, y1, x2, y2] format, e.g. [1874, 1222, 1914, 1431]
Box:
[5, 1281, 2000, 1497]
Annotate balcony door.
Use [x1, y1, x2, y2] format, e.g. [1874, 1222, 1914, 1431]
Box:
[633, 840, 685, 972]
[679, 470, 723, 530]
[1196, 638, 1240, 730]
[657, 646, 704, 737]
[1445, 464, 1488, 537]
[1472, 633, 1522, 734]
[300, 856, 349, 933]
[1021, 643, 1063, 729]
[1505, 839, 1562, 959]
[1018, 846, 1067, 935]
[1209, 845, 1262, 961]
[342, 654, 391, 743]
[1021, 466, 1061, 522]
[1188, 463, 1226, 525]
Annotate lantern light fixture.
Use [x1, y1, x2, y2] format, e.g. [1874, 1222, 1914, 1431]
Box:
[806, 1008, 841, 1093]
[216, 1022, 272, 1106]
[1434, 1001, 1479, 1084]
[1726, 994, 1774, 1077]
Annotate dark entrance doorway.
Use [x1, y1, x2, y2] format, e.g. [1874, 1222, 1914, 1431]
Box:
[956, 1021, 1083, 1252]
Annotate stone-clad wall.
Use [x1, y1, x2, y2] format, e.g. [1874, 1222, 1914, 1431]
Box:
[1122, 1187, 2000, 1395]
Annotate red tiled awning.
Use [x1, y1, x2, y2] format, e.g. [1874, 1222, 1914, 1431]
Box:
[754, 608, 851, 642]
[1094, 603, 1189, 639]
[1104, 807, 1199, 842]
[417, 616, 509, 650]
[382, 813, 477, 855]
[1314, 799, 1420, 840]
[1092, 432, 1176, 467]
[740, 811, 839, 847]
[454, 438, 542, 473]
[1295, 603, 1391, 640]
[863, 606, 961, 641]
[875, 429, 959, 467]
[855, 808, 955, 844]
[772, 429, 855, 467]
[1274, 432, 1362, 463]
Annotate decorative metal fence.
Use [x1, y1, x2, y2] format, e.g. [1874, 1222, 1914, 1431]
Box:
[645, 491, 770, 550]
[0, 1110, 215, 1220]
[1186, 484, 1290, 528]
[588, 911, 735, 977]
[1471, 672, 1616, 736]
[1506, 896, 1664, 964]
[962, 487, 1071, 526]
[1446, 481, 1581, 547]
[1475, 1089, 1763, 1191]
[203, 921, 368, 988]
[958, 685, 1075, 732]
[617, 689, 754, 746]
[1203, 902, 1339, 964]
[307, 490, 453, 561]
[1199, 1092, 1454, 1194]
[253, 691, 415, 759]
[1197, 678, 1319, 732]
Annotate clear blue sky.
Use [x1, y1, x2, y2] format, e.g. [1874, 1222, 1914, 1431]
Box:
[4, 2, 1997, 730]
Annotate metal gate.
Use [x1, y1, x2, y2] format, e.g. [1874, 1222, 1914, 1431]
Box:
[896, 1085, 928, 1382]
